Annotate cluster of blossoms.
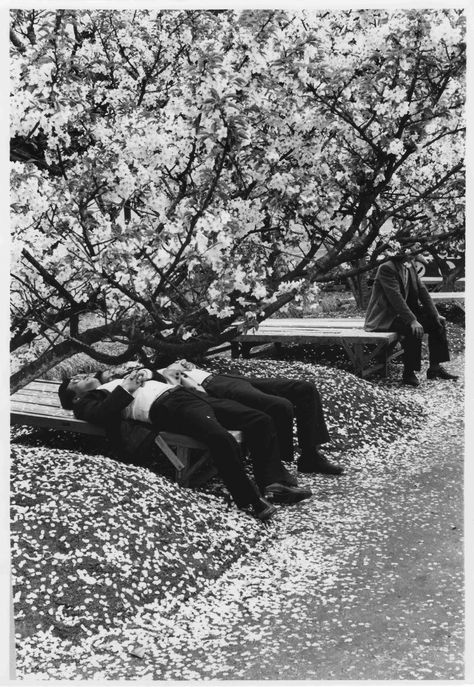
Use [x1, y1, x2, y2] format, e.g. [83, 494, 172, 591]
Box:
[9, 7, 464, 377]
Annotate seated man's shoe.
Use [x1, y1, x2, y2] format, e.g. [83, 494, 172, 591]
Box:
[297, 452, 344, 475]
[250, 497, 277, 522]
[264, 482, 312, 504]
[402, 371, 420, 387]
[427, 365, 459, 381]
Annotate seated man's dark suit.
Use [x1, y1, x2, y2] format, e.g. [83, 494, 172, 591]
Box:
[364, 258, 450, 372]
[72, 382, 295, 509]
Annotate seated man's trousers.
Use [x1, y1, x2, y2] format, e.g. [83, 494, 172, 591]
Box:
[390, 311, 450, 372]
[203, 375, 330, 463]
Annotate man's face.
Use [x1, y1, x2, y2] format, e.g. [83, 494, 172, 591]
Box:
[68, 373, 101, 398]
[161, 366, 183, 385]
[413, 252, 429, 266]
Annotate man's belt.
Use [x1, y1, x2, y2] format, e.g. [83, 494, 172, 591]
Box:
[149, 386, 181, 416]
[201, 374, 217, 390]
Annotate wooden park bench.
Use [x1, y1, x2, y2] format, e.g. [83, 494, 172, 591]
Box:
[421, 276, 465, 291]
[232, 318, 402, 378]
[10, 379, 244, 488]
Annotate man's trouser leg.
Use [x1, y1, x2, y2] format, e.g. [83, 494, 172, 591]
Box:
[149, 390, 260, 508]
[206, 395, 296, 490]
[391, 313, 450, 371]
[418, 313, 450, 365]
[206, 376, 295, 463]
[248, 377, 331, 459]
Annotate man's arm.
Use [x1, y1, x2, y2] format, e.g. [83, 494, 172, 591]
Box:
[74, 386, 134, 425]
[377, 263, 417, 325]
[160, 366, 206, 393]
[74, 370, 146, 425]
[415, 274, 441, 320]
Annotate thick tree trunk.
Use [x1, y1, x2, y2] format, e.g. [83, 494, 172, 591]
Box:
[441, 263, 464, 291]
[10, 321, 132, 393]
[10, 340, 86, 393]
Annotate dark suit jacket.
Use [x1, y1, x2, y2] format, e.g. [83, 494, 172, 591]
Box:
[364, 259, 439, 331]
[73, 385, 158, 461]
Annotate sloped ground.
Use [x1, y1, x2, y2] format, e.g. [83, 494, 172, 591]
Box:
[122, 359, 463, 681]
[11, 335, 464, 679]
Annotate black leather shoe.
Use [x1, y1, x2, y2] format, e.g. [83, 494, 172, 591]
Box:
[427, 366, 459, 381]
[250, 497, 277, 522]
[264, 482, 312, 504]
[402, 372, 420, 387]
[297, 453, 344, 475]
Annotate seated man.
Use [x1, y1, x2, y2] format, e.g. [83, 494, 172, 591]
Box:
[160, 361, 343, 475]
[364, 252, 459, 387]
[58, 368, 312, 522]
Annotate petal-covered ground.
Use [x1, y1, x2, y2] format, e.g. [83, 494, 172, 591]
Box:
[11, 346, 464, 680]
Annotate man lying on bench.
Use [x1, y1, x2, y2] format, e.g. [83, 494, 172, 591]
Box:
[58, 367, 312, 522]
[160, 360, 343, 475]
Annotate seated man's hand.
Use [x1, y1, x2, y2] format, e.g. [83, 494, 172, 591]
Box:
[410, 320, 424, 339]
[436, 314, 446, 326]
[121, 369, 147, 394]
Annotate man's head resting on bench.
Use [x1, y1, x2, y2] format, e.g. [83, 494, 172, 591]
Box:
[58, 372, 105, 409]
[58, 367, 165, 409]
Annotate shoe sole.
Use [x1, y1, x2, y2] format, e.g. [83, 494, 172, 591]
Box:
[265, 489, 312, 505]
[257, 505, 277, 521]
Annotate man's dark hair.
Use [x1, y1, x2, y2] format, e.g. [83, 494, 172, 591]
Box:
[58, 377, 74, 409]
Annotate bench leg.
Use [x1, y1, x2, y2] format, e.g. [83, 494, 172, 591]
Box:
[230, 341, 241, 359]
[369, 342, 392, 378]
[176, 446, 191, 487]
[341, 341, 365, 377]
[384, 340, 402, 376]
[154, 435, 217, 487]
[342, 341, 397, 378]
[154, 435, 187, 471]
[241, 343, 252, 359]
[181, 449, 217, 487]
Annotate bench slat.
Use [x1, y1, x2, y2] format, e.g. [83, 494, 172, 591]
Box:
[21, 380, 68, 392]
[160, 430, 242, 450]
[11, 402, 76, 417]
[12, 390, 64, 405]
[237, 331, 398, 343]
[256, 318, 365, 327]
[421, 277, 464, 284]
[430, 292, 465, 300]
[11, 410, 106, 435]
